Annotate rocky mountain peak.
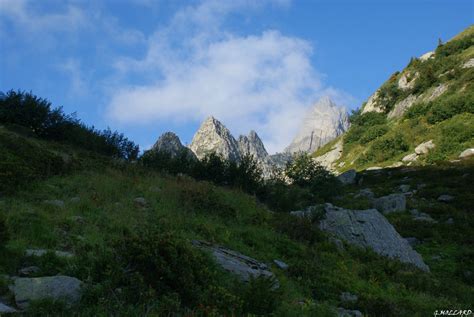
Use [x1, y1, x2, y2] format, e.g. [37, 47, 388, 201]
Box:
[285, 96, 350, 154]
[189, 116, 241, 161]
[150, 131, 196, 159]
[238, 130, 268, 160]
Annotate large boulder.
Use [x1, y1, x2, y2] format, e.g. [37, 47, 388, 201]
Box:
[10, 276, 83, 309]
[415, 140, 435, 155]
[192, 240, 276, 284]
[372, 193, 406, 214]
[0, 302, 17, 313]
[319, 204, 429, 271]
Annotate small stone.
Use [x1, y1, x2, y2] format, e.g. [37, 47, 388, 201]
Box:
[354, 188, 374, 200]
[273, 259, 289, 270]
[459, 148, 474, 159]
[399, 184, 411, 193]
[445, 218, 454, 224]
[133, 197, 147, 207]
[437, 195, 454, 202]
[70, 216, 85, 224]
[69, 197, 80, 203]
[149, 186, 161, 193]
[18, 266, 41, 277]
[388, 162, 403, 168]
[366, 166, 382, 171]
[337, 307, 363, 317]
[373, 193, 406, 214]
[417, 183, 427, 190]
[43, 200, 65, 208]
[340, 292, 358, 303]
[25, 249, 74, 259]
[431, 255, 441, 261]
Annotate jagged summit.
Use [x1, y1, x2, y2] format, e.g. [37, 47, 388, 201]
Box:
[150, 132, 196, 159]
[189, 116, 241, 161]
[285, 96, 349, 154]
[238, 130, 268, 160]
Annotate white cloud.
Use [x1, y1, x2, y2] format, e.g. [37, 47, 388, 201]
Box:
[107, 0, 343, 153]
[58, 58, 87, 96]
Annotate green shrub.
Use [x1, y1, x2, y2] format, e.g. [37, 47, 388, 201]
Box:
[427, 92, 474, 124]
[0, 215, 8, 247]
[436, 34, 474, 58]
[359, 125, 389, 143]
[179, 184, 237, 218]
[285, 153, 333, 187]
[350, 112, 387, 127]
[361, 133, 409, 163]
[239, 276, 282, 315]
[0, 90, 139, 160]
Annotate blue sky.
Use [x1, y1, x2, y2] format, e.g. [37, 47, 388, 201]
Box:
[0, 0, 472, 153]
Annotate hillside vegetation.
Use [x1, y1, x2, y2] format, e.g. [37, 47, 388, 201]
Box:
[313, 25, 474, 171]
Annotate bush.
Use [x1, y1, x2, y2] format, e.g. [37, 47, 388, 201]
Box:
[0, 90, 138, 160]
[427, 92, 474, 124]
[359, 125, 389, 143]
[0, 216, 9, 247]
[361, 133, 409, 163]
[285, 153, 333, 187]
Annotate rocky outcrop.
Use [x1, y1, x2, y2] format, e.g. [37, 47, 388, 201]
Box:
[286, 96, 349, 154]
[189, 116, 241, 161]
[319, 203, 429, 271]
[313, 139, 343, 171]
[238, 130, 268, 160]
[10, 276, 83, 309]
[361, 90, 384, 114]
[192, 240, 276, 284]
[150, 132, 196, 159]
[415, 140, 435, 155]
[398, 72, 418, 90]
[462, 58, 474, 68]
[419, 51, 434, 61]
[388, 94, 418, 119]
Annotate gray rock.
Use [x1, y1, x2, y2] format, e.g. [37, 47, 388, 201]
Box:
[10, 276, 82, 309]
[320, 204, 429, 271]
[189, 116, 241, 161]
[340, 292, 358, 303]
[273, 259, 289, 270]
[445, 218, 454, 224]
[238, 130, 268, 160]
[18, 266, 41, 277]
[459, 148, 474, 159]
[399, 184, 411, 193]
[43, 200, 65, 208]
[25, 249, 74, 259]
[133, 197, 147, 207]
[437, 194, 454, 202]
[402, 153, 418, 162]
[313, 139, 343, 171]
[415, 140, 435, 155]
[388, 94, 419, 119]
[337, 169, 357, 185]
[404, 237, 420, 247]
[0, 302, 17, 314]
[285, 96, 349, 154]
[409, 209, 437, 223]
[192, 240, 276, 284]
[366, 166, 382, 171]
[69, 197, 80, 203]
[337, 307, 363, 317]
[373, 193, 406, 214]
[149, 132, 197, 160]
[388, 161, 404, 168]
[354, 188, 375, 200]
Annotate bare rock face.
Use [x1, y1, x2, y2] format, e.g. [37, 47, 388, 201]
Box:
[286, 96, 350, 154]
[189, 116, 241, 161]
[150, 132, 196, 159]
[238, 130, 268, 160]
[313, 139, 343, 171]
[192, 240, 277, 284]
[319, 204, 429, 271]
[361, 90, 384, 114]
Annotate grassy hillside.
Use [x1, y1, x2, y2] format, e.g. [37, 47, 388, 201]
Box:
[314, 25, 474, 172]
[1, 126, 473, 316]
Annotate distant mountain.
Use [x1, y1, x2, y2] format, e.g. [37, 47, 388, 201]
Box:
[238, 130, 268, 161]
[285, 96, 349, 154]
[189, 116, 241, 161]
[150, 132, 196, 159]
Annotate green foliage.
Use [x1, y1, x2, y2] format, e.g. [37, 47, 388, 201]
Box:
[350, 111, 387, 127]
[0, 215, 9, 247]
[360, 133, 409, 164]
[285, 153, 332, 187]
[359, 125, 389, 143]
[0, 90, 138, 160]
[435, 33, 474, 58]
[427, 92, 474, 124]
[377, 73, 404, 112]
[239, 276, 282, 315]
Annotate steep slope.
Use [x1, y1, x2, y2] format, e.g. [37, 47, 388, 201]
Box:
[314, 25, 474, 172]
[286, 96, 349, 154]
[149, 131, 196, 159]
[189, 116, 241, 161]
